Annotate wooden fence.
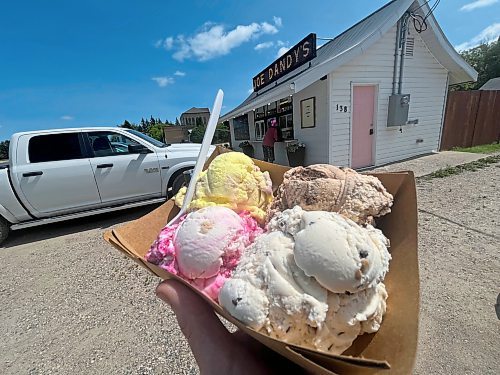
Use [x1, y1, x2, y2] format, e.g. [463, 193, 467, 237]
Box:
[440, 90, 500, 150]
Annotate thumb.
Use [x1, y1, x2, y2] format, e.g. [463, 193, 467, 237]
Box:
[156, 280, 234, 367]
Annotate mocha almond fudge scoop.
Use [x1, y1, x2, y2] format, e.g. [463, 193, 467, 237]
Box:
[267, 164, 393, 225]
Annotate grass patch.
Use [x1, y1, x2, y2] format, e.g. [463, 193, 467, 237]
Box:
[420, 154, 500, 180]
[452, 143, 500, 154]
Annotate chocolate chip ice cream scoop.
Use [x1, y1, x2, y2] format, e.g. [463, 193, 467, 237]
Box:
[267, 164, 393, 225]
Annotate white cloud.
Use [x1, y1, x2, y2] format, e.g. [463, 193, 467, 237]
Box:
[155, 36, 174, 49]
[164, 18, 281, 61]
[273, 16, 282, 28]
[260, 22, 278, 34]
[164, 37, 174, 49]
[174, 70, 186, 76]
[255, 41, 274, 50]
[151, 76, 175, 87]
[276, 46, 290, 57]
[460, 0, 498, 11]
[247, 88, 254, 94]
[455, 23, 500, 50]
[60, 115, 74, 121]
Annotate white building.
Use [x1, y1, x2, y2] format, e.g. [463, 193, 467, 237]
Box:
[221, 0, 477, 168]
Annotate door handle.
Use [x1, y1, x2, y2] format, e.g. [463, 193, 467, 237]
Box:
[369, 129, 374, 135]
[96, 163, 113, 169]
[22, 171, 43, 177]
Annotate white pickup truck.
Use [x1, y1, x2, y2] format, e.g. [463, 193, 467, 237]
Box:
[0, 127, 210, 244]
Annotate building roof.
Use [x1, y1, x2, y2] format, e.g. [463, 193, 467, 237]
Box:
[221, 0, 477, 121]
[181, 107, 210, 115]
[479, 77, 500, 90]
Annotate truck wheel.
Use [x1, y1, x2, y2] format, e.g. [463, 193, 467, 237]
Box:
[167, 169, 192, 198]
[0, 217, 10, 245]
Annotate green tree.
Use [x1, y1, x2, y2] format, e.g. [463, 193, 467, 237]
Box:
[0, 140, 10, 160]
[175, 117, 180, 126]
[453, 38, 500, 90]
[147, 124, 165, 142]
[116, 117, 169, 142]
[139, 118, 146, 133]
[121, 120, 133, 129]
[214, 122, 230, 144]
[189, 123, 230, 144]
[190, 124, 205, 143]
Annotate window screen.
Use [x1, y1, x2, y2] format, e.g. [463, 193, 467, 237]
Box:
[28, 133, 84, 163]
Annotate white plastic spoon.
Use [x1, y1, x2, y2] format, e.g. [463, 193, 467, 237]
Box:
[166, 89, 224, 226]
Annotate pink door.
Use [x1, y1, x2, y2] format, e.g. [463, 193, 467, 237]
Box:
[351, 85, 376, 168]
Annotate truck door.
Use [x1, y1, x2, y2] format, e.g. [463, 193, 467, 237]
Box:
[13, 132, 101, 216]
[85, 131, 162, 203]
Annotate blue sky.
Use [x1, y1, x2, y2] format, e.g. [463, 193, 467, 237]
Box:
[1, 0, 499, 140]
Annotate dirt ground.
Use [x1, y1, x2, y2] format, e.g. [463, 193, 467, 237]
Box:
[1, 161, 499, 374]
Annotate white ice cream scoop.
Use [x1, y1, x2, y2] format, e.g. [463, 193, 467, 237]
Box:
[292, 209, 391, 294]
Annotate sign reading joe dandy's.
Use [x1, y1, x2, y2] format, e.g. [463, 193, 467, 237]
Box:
[253, 33, 316, 92]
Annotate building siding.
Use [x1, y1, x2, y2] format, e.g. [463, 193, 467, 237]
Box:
[292, 79, 329, 165]
[327, 23, 449, 167]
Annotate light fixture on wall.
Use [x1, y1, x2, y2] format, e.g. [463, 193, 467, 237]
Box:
[289, 82, 295, 90]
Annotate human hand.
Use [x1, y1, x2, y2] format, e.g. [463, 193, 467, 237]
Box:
[156, 280, 307, 375]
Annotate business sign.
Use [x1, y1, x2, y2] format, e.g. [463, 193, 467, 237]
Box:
[253, 33, 316, 92]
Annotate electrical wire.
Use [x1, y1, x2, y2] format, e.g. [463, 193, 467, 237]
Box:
[410, 0, 441, 33]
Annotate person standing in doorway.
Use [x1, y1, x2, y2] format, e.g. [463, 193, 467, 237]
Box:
[262, 118, 278, 163]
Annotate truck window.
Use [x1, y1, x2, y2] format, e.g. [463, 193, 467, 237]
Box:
[28, 133, 85, 163]
[87, 131, 141, 157]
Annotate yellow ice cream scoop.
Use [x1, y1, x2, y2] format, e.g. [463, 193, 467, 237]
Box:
[174, 152, 273, 222]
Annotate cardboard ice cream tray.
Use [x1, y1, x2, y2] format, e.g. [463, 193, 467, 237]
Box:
[104, 146, 419, 374]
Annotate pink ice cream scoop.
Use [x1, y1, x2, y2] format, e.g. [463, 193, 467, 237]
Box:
[146, 206, 262, 301]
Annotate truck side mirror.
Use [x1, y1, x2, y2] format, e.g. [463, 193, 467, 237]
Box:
[128, 144, 150, 154]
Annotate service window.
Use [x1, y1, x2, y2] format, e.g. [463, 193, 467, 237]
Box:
[279, 97, 293, 113]
[267, 101, 277, 116]
[28, 133, 85, 163]
[255, 106, 266, 120]
[279, 114, 294, 140]
[233, 114, 250, 141]
[87, 131, 141, 157]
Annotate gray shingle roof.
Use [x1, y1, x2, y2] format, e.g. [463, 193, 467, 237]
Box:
[182, 107, 210, 115]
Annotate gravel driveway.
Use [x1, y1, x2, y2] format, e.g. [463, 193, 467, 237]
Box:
[1, 161, 499, 374]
